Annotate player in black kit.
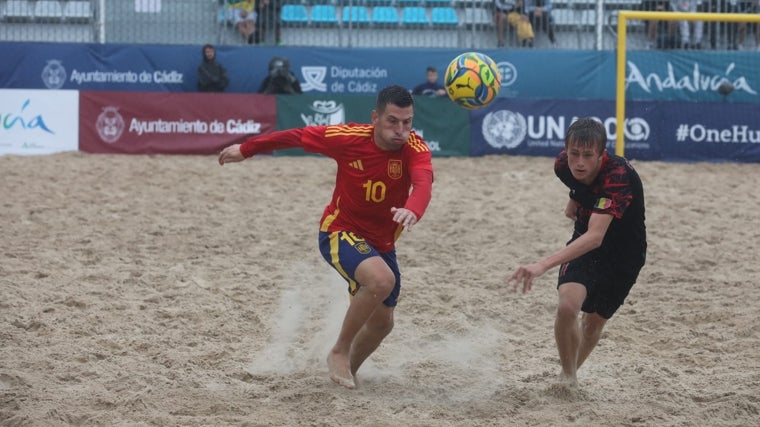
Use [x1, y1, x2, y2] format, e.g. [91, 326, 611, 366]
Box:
[509, 117, 647, 386]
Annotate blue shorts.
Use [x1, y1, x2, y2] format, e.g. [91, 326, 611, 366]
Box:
[319, 231, 401, 307]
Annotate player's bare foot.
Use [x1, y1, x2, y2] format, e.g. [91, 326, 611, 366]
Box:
[557, 372, 578, 388]
[327, 351, 355, 389]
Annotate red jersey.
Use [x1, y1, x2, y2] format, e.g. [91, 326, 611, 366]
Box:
[239, 124, 434, 252]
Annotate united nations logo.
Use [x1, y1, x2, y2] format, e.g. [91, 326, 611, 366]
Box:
[496, 61, 517, 87]
[41, 60, 66, 89]
[482, 110, 527, 149]
[310, 100, 344, 125]
[624, 118, 650, 141]
[95, 106, 125, 143]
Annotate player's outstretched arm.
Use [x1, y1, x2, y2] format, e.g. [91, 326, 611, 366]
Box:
[391, 207, 418, 231]
[218, 144, 245, 165]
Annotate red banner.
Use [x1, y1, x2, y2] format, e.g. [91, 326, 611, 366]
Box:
[79, 91, 277, 154]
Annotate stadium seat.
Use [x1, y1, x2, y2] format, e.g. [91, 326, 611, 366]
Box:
[310, 4, 338, 26]
[425, 0, 453, 6]
[371, 6, 399, 26]
[4, 0, 35, 22]
[34, 1, 64, 22]
[401, 6, 428, 26]
[462, 7, 491, 28]
[397, 0, 424, 6]
[342, 6, 370, 26]
[281, 4, 308, 26]
[63, 1, 93, 22]
[431, 7, 457, 26]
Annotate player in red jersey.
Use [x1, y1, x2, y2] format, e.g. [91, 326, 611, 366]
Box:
[218, 85, 434, 389]
[509, 118, 646, 387]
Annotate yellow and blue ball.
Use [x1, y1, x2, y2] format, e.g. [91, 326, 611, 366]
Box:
[444, 52, 501, 110]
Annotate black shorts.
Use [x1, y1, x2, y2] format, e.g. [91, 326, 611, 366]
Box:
[557, 251, 643, 319]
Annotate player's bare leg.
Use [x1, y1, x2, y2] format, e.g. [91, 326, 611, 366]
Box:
[327, 257, 394, 389]
[350, 304, 394, 379]
[576, 313, 607, 370]
[554, 283, 586, 384]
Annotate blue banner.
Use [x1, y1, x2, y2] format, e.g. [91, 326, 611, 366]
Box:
[2, 42, 758, 104]
[470, 98, 760, 162]
[626, 50, 760, 104]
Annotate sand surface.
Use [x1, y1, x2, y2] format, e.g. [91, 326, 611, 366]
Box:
[1, 152, 759, 426]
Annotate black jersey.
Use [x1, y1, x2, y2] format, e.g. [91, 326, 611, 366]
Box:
[555, 151, 647, 273]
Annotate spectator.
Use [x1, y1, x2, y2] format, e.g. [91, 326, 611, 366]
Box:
[702, 0, 738, 50]
[494, 0, 535, 48]
[411, 66, 446, 97]
[640, 0, 677, 49]
[197, 44, 229, 93]
[525, 0, 556, 45]
[737, 0, 760, 50]
[258, 57, 302, 94]
[672, 0, 704, 49]
[254, 0, 283, 45]
[226, 0, 257, 44]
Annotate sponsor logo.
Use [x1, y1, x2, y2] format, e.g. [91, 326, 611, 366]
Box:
[95, 106, 125, 143]
[299, 65, 387, 93]
[627, 61, 757, 96]
[301, 100, 345, 125]
[1, 99, 54, 134]
[481, 110, 527, 149]
[348, 160, 364, 170]
[481, 113, 652, 150]
[496, 61, 518, 87]
[41, 60, 67, 89]
[300, 66, 328, 92]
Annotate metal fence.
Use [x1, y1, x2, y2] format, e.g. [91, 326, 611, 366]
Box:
[0, 0, 748, 50]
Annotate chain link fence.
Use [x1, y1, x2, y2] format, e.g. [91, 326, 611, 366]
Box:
[0, 0, 745, 50]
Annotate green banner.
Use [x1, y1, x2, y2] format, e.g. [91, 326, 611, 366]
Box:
[274, 94, 469, 157]
[411, 96, 470, 157]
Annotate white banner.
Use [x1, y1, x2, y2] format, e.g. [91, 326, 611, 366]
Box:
[0, 89, 79, 155]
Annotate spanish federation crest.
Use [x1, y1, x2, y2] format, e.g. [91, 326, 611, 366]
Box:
[387, 159, 402, 180]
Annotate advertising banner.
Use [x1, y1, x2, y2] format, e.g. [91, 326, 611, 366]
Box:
[659, 101, 760, 162]
[470, 98, 624, 158]
[626, 51, 760, 104]
[79, 91, 276, 154]
[274, 94, 470, 157]
[471, 98, 760, 162]
[4, 42, 759, 104]
[0, 89, 79, 155]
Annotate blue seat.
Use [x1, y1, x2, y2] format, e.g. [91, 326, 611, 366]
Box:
[281, 4, 309, 25]
[372, 6, 399, 25]
[401, 6, 428, 26]
[397, 0, 423, 5]
[431, 7, 457, 26]
[425, 0, 453, 5]
[310, 4, 338, 26]
[342, 6, 370, 26]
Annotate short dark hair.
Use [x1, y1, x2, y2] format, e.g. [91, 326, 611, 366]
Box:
[565, 118, 607, 154]
[376, 85, 414, 113]
[426, 66, 437, 73]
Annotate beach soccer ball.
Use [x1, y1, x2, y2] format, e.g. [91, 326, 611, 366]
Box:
[444, 52, 501, 110]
